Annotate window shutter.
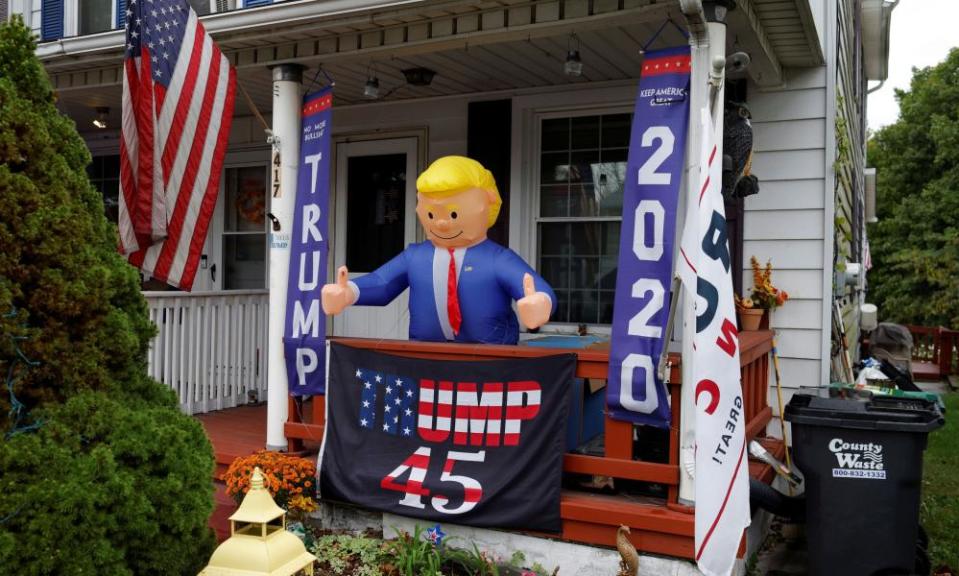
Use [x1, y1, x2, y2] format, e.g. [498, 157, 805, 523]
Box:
[0, 0, 8, 21]
[117, 0, 126, 28]
[41, 0, 64, 41]
[243, 0, 271, 7]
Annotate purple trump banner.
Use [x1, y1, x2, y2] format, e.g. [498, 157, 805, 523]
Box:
[607, 47, 690, 426]
[284, 87, 333, 395]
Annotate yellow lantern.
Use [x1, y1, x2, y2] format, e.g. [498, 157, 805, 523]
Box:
[199, 467, 316, 576]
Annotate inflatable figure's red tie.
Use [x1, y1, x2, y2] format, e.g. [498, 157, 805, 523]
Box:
[447, 248, 462, 336]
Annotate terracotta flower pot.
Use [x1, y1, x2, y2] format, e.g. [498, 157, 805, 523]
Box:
[738, 308, 765, 331]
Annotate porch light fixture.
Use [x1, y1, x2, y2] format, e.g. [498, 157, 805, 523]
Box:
[701, 0, 736, 23]
[92, 106, 109, 129]
[401, 67, 436, 87]
[363, 62, 380, 99]
[564, 34, 583, 77]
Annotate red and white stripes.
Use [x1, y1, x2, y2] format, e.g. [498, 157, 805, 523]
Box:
[417, 380, 541, 447]
[119, 8, 235, 290]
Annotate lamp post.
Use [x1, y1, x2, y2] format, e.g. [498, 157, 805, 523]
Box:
[199, 467, 316, 576]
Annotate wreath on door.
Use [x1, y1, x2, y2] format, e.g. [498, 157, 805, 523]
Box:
[235, 185, 266, 225]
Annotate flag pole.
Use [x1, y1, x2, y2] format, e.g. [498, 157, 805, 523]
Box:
[237, 79, 272, 135]
[676, 0, 729, 507]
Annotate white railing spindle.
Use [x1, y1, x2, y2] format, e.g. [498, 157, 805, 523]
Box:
[143, 290, 270, 414]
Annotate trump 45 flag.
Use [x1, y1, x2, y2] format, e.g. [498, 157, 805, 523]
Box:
[319, 343, 574, 532]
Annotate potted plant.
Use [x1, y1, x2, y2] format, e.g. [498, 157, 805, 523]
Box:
[736, 256, 790, 331]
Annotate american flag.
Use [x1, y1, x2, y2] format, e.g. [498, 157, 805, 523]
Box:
[357, 369, 417, 436]
[118, 0, 236, 290]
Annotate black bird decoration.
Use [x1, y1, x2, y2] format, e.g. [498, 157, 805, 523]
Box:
[722, 101, 759, 199]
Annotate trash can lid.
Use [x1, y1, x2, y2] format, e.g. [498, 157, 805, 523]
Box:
[784, 394, 944, 433]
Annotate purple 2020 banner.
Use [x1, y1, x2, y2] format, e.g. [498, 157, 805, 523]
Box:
[607, 47, 691, 426]
[284, 87, 333, 395]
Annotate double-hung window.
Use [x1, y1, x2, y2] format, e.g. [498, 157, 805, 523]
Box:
[78, 0, 113, 35]
[222, 165, 268, 290]
[536, 112, 631, 325]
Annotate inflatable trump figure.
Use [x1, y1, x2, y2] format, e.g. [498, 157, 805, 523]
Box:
[322, 156, 556, 345]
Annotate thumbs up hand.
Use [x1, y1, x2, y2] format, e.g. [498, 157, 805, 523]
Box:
[517, 272, 552, 330]
[322, 266, 356, 315]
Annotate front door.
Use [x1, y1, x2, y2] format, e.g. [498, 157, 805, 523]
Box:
[332, 137, 419, 339]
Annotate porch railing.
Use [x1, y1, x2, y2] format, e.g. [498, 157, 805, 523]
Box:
[284, 330, 775, 557]
[906, 325, 959, 377]
[144, 290, 269, 415]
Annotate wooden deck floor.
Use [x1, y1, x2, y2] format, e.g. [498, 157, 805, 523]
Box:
[196, 402, 783, 553]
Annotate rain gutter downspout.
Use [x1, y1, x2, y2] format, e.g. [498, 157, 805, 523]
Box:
[677, 0, 730, 506]
[867, 0, 899, 94]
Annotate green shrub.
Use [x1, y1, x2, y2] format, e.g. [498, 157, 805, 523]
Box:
[0, 392, 216, 575]
[0, 15, 216, 575]
[0, 15, 159, 416]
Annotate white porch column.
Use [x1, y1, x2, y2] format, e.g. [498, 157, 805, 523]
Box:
[266, 63, 305, 451]
[678, 0, 729, 505]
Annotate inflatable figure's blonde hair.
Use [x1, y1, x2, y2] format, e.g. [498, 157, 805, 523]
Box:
[416, 156, 502, 227]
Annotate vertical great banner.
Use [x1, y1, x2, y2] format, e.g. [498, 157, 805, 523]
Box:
[679, 109, 750, 576]
[284, 87, 333, 395]
[607, 47, 691, 426]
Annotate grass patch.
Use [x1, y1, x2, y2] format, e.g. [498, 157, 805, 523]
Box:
[922, 392, 959, 570]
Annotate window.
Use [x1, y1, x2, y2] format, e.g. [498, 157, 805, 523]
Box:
[188, 0, 212, 15]
[223, 166, 268, 289]
[88, 155, 120, 223]
[78, 0, 112, 35]
[536, 113, 631, 325]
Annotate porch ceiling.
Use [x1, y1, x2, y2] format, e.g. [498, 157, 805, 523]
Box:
[44, 0, 823, 133]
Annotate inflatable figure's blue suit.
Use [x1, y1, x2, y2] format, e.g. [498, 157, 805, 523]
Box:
[322, 156, 556, 345]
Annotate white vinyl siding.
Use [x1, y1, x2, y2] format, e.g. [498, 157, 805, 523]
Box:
[747, 179, 826, 211]
[744, 65, 830, 430]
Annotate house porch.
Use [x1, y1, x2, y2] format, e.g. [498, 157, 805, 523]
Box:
[197, 331, 784, 563]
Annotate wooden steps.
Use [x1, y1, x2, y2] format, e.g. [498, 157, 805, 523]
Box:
[196, 405, 267, 541]
[912, 361, 942, 382]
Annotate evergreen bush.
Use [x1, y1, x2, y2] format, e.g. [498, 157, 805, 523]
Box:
[0, 16, 216, 574]
[0, 15, 158, 413]
[0, 392, 216, 575]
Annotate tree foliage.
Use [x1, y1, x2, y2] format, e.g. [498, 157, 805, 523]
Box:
[0, 16, 215, 573]
[0, 16, 162, 411]
[867, 48, 959, 327]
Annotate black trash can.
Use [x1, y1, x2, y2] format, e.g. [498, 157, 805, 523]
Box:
[785, 394, 944, 576]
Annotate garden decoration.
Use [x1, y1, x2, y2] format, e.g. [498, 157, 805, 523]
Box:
[736, 257, 795, 481]
[616, 525, 639, 576]
[425, 524, 446, 547]
[735, 256, 790, 331]
[200, 467, 317, 576]
[722, 101, 759, 199]
[321, 155, 556, 345]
